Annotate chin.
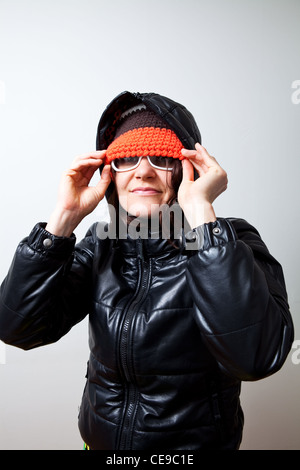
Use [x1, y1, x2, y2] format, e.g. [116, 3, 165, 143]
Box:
[125, 201, 162, 219]
[127, 206, 153, 219]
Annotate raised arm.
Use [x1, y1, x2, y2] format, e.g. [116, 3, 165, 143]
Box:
[178, 144, 293, 380]
[186, 217, 294, 380]
[0, 151, 111, 349]
[46, 150, 111, 236]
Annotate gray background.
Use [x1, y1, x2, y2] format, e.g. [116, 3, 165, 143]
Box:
[0, 0, 299, 450]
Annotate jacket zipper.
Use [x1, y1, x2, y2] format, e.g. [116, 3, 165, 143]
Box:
[117, 238, 152, 450]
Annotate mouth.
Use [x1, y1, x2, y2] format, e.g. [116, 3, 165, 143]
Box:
[131, 187, 162, 195]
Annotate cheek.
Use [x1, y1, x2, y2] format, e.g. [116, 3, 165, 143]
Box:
[113, 174, 131, 212]
[114, 173, 128, 195]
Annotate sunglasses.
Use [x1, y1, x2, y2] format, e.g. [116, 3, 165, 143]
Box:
[111, 156, 177, 172]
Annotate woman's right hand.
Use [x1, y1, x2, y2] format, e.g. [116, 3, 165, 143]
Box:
[46, 150, 111, 237]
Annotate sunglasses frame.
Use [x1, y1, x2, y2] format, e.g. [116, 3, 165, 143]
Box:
[110, 156, 175, 172]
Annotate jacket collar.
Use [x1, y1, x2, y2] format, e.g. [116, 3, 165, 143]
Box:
[116, 230, 181, 259]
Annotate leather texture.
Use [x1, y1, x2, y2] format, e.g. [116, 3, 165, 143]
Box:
[0, 91, 294, 450]
[96, 91, 202, 151]
[0, 218, 293, 450]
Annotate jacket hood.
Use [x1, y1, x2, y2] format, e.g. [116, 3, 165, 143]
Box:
[96, 91, 201, 199]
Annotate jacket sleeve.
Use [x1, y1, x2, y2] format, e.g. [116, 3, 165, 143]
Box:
[185, 217, 294, 381]
[0, 223, 97, 350]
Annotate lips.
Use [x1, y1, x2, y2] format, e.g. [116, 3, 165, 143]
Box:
[131, 187, 162, 195]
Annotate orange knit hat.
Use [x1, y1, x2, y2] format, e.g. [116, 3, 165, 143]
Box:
[105, 105, 184, 163]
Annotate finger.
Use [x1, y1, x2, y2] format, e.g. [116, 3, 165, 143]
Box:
[66, 158, 103, 185]
[181, 148, 197, 158]
[194, 143, 219, 167]
[72, 151, 106, 165]
[76, 150, 107, 160]
[181, 143, 209, 157]
[181, 153, 207, 176]
[100, 164, 111, 181]
[95, 164, 111, 197]
[181, 146, 211, 171]
[181, 159, 195, 182]
[71, 150, 107, 167]
[70, 157, 105, 173]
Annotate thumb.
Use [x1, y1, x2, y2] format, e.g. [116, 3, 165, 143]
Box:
[95, 164, 111, 199]
[181, 159, 195, 182]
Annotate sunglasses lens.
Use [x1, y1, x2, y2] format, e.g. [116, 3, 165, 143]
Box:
[111, 156, 177, 171]
[149, 156, 176, 169]
[113, 157, 140, 170]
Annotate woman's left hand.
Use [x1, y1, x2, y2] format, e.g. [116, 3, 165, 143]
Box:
[178, 143, 228, 228]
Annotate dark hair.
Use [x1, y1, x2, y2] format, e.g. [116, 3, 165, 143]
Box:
[168, 159, 183, 204]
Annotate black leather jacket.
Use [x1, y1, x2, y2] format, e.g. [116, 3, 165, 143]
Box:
[0, 92, 294, 450]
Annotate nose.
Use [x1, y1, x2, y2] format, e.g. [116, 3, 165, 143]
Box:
[134, 156, 156, 178]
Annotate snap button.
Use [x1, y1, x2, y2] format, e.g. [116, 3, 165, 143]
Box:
[43, 238, 53, 248]
[212, 227, 221, 235]
[185, 231, 197, 242]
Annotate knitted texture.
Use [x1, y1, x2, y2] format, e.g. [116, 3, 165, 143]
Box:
[105, 108, 184, 163]
[105, 127, 184, 162]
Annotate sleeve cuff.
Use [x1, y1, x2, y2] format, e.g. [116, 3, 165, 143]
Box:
[183, 218, 237, 252]
[27, 223, 76, 257]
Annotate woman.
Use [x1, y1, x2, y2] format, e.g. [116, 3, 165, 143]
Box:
[0, 91, 294, 450]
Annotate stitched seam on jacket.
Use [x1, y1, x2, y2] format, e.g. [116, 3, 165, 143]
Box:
[0, 294, 29, 320]
[91, 298, 193, 314]
[202, 315, 268, 337]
